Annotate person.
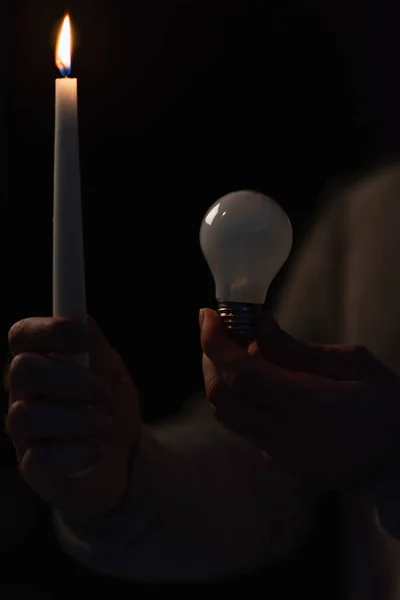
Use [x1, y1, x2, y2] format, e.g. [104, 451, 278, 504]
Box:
[4, 315, 320, 584]
[4, 156, 400, 596]
[200, 307, 400, 493]
[199, 305, 400, 598]
[4, 162, 400, 599]
[5, 6, 397, 596]
[272, 158, 400, 599]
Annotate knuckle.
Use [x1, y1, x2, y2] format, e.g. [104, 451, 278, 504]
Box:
[7, 353, 35, 390]
[6, 401, 26, 438]
[8, 319, 29, 353]
[203, 368, 218, 392]
[204, 375, 224, 408]
[202, 355, 219, 388]
[223, 356, 257, 394]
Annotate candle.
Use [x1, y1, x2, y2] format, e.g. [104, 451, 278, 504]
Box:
[53, 15, 88, 368]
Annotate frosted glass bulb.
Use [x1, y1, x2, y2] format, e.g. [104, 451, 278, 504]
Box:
[200, 190, 293, 338]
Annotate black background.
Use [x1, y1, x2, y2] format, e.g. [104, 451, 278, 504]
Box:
[2, 0, 400, 593]
[4, 0, 400, 420]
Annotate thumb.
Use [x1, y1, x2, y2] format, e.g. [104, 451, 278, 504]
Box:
[199, 308, 275, 397]
[199, 308, 325, 412]
[199, 308, 248, 370]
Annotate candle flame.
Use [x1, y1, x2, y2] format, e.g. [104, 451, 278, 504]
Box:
[56, 15, 72, 77]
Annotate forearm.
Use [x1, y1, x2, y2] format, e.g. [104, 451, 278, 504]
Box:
[53, 395, 319, 582]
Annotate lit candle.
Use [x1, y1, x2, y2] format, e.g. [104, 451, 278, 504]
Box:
[53, 15, 88, 367]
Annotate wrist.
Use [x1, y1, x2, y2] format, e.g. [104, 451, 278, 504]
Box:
[55, 432, 141, 521]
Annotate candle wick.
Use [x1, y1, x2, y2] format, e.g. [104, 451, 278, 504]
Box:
[56, 59, 71, 78]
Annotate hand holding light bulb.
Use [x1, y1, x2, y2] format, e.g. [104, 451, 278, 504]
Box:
[200, 307, 400, 493]
[200, 190, 293, 342]
[199, 191, 400, 503]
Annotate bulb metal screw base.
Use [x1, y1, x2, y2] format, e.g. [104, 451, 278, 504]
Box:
[217, 301, 263, 344]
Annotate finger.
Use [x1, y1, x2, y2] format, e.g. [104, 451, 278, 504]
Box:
[9, 317, 91, 356]
[202, 351, 286, 414]
[6, 401, 113, 447]
[21, 440, 106, 482]
[200, 308, 249, 366]
[200, 308, 271, 394]
[8, 315, 121, 384]
[202, 354, 233, 408]
[258, 313, 383, 381]
[7, 353, 113, 409]
[200, 308, 352, 412]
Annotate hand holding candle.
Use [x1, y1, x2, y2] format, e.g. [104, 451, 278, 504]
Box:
[4, 15, 139, 496]
[53, 15, 88, 368]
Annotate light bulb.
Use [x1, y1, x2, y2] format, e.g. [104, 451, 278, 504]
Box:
[200, 190, 293, 340]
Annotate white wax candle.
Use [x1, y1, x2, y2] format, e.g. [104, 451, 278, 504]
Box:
[53, 15, 88, 368]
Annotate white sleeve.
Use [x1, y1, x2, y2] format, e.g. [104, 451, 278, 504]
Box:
[53, 394, 317, 583]
[274, 190, 347, 344]
[276, 164, 400, 373]
[274, 167, 400, 599]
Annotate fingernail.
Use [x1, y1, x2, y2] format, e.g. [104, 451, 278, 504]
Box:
[68, 466, 93, 479]
[56, 441, 106, 473]
[199, 309, 205, 328]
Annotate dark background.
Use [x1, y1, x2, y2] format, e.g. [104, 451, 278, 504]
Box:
[4, 0, 400, 420]
[2, 0, 400, 593]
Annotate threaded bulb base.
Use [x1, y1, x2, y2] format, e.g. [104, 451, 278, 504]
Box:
[217, 301, 262, 344]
